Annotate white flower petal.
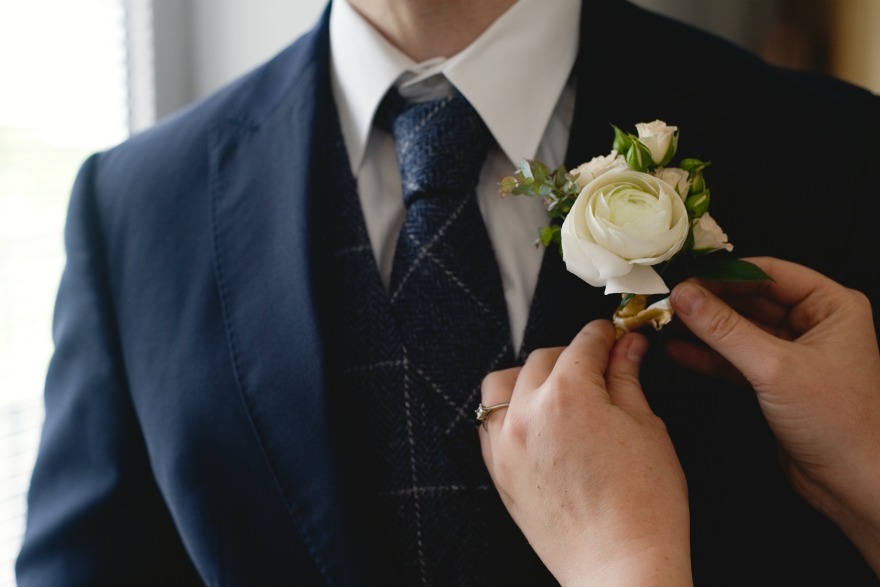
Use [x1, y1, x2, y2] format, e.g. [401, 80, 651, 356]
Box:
[562, 223, 633, 286]
[692, 213, 734, 252]
[605, 264, 670, 295]
[572, 152, 628, 188]
[635, 120, 678, 166]
[655, 167, 690, 199]
[560, 168, 688, 294]
[561, 232, 603, 286]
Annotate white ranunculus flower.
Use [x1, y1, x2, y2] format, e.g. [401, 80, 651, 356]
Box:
[635, 120, 678, 166]
[654, 167, 690, 199]
[692, 213, 733, 252]
[571, 151, 628, 188]
[561, 170, 690, 294]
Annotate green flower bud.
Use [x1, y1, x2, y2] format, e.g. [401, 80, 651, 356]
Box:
[679, 158, 709, 174]
[611, 124, 633, 154]
[625, 139, 653, 172]
[690, 174, 706, 196]
[679, 159, 710, 196]
[686, 189, 710, 218]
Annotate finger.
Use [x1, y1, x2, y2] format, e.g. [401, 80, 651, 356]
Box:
[676, 285, 795, 341]
[480, 367, 520, 407]
[690, 257, 831, 313]
[671, 281, 784, 385]
[691, 257, 805, 303]
[479, 367, 520, 474]
[605, 332, 652, 413]
[663, 337, 749, 387]
[518, 347, 565, 392]
[547, 320, 616, 399]
[725, 294, 790, 333]
[479, 367, 519, 435]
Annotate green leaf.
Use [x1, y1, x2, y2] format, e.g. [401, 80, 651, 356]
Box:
[553, 166, 569, 189]
[694, 259, 774, 282]
[539, 224, 561, 247]
[499, 175, 517, 195]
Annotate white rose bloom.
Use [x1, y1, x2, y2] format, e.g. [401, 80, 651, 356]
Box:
[635, 120, 678, 166]
[692, 213, 734, 252]
[654, 167, 690, 199]
[571, 151, 628, 189]
[561, 170, 690, 294]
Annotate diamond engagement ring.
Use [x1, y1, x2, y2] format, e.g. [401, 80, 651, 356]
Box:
[474, 402, 510, 429]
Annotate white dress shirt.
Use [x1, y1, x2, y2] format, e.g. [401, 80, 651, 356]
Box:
[329, 0, 581, 351]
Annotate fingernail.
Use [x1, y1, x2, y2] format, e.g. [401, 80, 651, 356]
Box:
[624, 334, 647, 363]
[672, 282, 707, 317]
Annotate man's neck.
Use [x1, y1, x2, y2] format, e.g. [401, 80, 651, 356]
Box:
[345, 0, 517, 62]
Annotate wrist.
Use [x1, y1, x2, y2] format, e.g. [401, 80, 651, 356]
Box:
[555, 536, 693, 587]
[824, 491, 880, 576]
[788, 460, 880, 575]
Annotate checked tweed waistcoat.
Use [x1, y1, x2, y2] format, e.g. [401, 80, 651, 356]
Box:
[316, 87, 603, 585]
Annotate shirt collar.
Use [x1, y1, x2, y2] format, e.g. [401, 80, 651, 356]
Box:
[330, 0, 581, 174]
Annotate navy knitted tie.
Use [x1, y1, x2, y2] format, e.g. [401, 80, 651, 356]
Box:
[378, 88, 515, 584]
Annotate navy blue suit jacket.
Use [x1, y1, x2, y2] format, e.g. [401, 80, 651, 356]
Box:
[18, 1, 880, 585]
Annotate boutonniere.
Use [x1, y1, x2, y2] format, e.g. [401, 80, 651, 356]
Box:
[500, 120, 769, 336]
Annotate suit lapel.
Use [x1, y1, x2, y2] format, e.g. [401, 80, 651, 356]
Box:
[521, 0, 637, 354]
[208, 8, 361, 585]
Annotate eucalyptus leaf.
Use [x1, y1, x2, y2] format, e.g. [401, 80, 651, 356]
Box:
[499, 176, 517, 194]
[539, 226, 555, 247]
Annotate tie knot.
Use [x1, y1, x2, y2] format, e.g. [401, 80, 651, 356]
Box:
[378, 89, 494, 204]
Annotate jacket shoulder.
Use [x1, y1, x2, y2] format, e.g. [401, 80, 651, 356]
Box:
[96, 9, 329, 192]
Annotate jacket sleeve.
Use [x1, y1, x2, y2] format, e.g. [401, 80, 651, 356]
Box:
[15, 154, 201, 586]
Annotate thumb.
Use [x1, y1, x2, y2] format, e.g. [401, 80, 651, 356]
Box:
[606, 333, 652, 414]
[671, 281, 780, 384]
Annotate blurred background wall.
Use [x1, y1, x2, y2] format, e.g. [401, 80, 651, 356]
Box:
[631, 0, 880, 95]
[151, 0, 880, 121]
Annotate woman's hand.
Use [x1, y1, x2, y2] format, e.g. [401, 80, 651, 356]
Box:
[479, 320, 692, 586]
[667, 257, 880, 574]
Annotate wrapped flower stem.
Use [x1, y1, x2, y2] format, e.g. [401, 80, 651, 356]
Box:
[612, 295, 674, 339]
